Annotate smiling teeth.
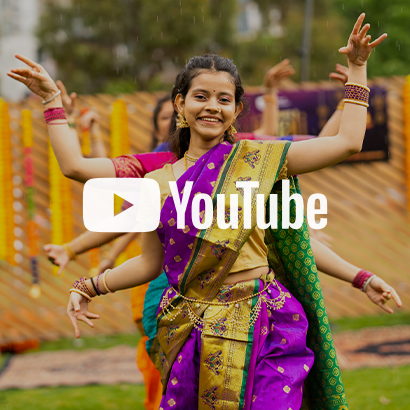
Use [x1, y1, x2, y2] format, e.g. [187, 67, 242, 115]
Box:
[201, 118, 220, 122]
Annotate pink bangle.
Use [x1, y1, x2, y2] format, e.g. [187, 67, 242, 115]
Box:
[352, 269, 373, 290]
[44, 107, 66, 124]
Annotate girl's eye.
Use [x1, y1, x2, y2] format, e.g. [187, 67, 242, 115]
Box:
[195, 95, 206, 100]
[220, 98, 231, 103]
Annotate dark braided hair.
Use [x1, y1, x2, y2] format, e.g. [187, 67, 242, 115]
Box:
[168, 54, 246, 159]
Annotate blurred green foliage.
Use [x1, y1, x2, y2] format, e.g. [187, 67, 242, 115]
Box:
[334, 0, 410, 77]
[37, 0, 409, 94]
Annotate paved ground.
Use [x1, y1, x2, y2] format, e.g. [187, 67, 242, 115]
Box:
[0, 345, 142, 390]
[1, 325, 410, 390]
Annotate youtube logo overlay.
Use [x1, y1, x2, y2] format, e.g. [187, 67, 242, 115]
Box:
[83, 179, 161, 232]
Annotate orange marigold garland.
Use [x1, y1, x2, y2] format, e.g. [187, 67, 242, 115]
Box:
[110, 100, 131, 265]
[22, 110, 41, 297]
[404, 75, 410, 218]
[49, 142, 74, 275]
[111, 100, 129, 214]
[80, 107, 91, 156]
[0, 99, 15, 265]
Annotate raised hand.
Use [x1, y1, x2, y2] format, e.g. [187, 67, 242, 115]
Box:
[56, 80, 77, 116]
[44, 244, 70, 275]
[7, 54, 59, 100]
[329, 64, 349, 85]
[263, 59, 295, 89]
[67, 292, 99, 338]
[339, 13, 387, 66]
[365, 277, 402, 314]
[80, 109, 101, 131]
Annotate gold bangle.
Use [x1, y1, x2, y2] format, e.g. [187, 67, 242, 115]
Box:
[70, 288, 92, 302]
[345, 82, 370, 93]
[103, 269, 115, 293]
[63, 243, 77, 261]
[343, 99, 369, 108]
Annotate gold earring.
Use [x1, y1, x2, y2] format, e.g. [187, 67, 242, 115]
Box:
[228, 122, 237, 137]
[177, 112, 190, 129]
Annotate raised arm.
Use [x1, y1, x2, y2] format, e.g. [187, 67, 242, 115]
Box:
[310, 237, 401, 314]
[253, 59, 295, 136]
[317, 64, 348, 138]
[44, 231, 125, 275]
[287, 13, 387, 175]
[7, 55, 115, 183]
[67, 230, 164, 337]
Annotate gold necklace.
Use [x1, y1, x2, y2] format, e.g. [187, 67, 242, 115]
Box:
[184, 151, 199, 170]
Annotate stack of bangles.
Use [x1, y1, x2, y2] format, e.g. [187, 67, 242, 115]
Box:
[44, 107, 67, 124]
[352, 269, 377, 292]
[70, 269, 115, 302]
[343, 82, 370, 108]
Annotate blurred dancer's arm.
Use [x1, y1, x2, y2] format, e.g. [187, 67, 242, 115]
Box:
[310, 237, 401, 313]
[318, 64, 348, 138]
[44, 231, 125, 275]
[253, 59, 295, 136]
[98, 233, 140, 272]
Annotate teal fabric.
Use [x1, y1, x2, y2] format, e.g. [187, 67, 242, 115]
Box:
[143, 271, 170, 353]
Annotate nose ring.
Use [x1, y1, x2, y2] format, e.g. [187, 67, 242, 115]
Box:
[217, 106, 221, 113]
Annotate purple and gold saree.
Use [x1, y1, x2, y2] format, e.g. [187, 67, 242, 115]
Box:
[147, 140, 348, 410]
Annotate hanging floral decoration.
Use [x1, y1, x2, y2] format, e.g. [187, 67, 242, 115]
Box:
[110, 99, 131, 265]
[0, 99, 15, 265]
[22, 109, 41, 298]
[404, 75, 410, 218]
[49, 142, 73, 276]
[80, 107, 91, 156]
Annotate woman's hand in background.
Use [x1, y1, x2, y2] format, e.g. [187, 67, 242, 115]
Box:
[44, 244, 70, 275]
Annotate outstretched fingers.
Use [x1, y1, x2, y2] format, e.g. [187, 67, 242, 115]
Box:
[358, 23, 371, 40]
[369, 33, 388, 49]
[56, 80, 67, 95]
[15, 53, 41, 69]
[68, 314, 81, 338]
[7, 72, 28, 85]
[351, 13, 365, 36]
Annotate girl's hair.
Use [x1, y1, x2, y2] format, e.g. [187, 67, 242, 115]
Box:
[151, 94, 172, 151]
[168, 54, 246, 159]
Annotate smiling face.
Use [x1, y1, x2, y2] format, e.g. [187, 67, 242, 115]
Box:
[175, 71, 243, 145]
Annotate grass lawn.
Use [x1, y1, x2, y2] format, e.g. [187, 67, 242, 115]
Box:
[1, 366, 409, 409]
[1, 313, 409, 409]
[343, 365, 410, 410]
[330, 310, 410, 333]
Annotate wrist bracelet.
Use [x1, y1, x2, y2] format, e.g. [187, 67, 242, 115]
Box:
[90, 277, 100, 296]
[42, 89, 61, 105]
[362, 275, 377, 293]
[352, 269, 374, 290]
[70, 288, 92, 302]
[344, 82, 370, 108]
[62, 243, 77, 261]
[103, 269, 115, 293]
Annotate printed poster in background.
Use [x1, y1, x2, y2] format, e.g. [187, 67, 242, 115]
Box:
[239, 86, 389, 162]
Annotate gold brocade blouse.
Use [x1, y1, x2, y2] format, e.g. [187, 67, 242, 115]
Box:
[146, 160, 288, 273]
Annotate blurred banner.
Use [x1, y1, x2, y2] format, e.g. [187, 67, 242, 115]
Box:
[240, 86, 389, 162]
